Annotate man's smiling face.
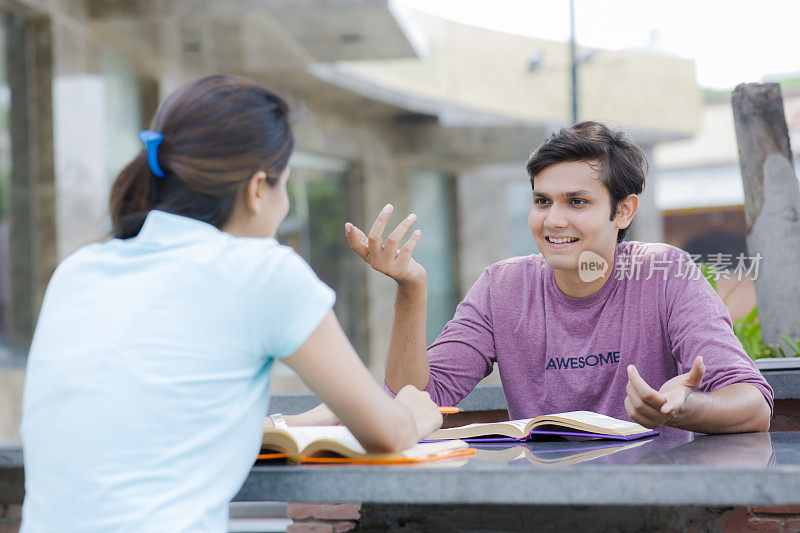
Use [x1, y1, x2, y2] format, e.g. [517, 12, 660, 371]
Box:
[528, 160, 627, 273]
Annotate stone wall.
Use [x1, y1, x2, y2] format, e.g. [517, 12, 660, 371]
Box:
[283, 503, 800, 532]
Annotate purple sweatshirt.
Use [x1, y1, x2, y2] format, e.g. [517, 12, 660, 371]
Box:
[388, 241, 773, 435]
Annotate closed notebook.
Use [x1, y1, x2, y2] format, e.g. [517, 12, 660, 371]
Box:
[427, 410, 658, 442]
[262, 425, 473, 463]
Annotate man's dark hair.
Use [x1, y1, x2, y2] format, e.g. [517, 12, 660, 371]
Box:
[526, 121, 647, 243]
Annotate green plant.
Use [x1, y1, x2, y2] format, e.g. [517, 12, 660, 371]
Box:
[779, 333, 800, 357]
[698, 262, 717, 292]
[698, 262, 800, 360]
[731, 307, 776, 360]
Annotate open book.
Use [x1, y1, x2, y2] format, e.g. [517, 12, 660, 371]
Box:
[427, 411, 658, 442]
[262, 425, 473, 463]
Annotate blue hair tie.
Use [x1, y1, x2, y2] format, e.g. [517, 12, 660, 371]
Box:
[138, 130, 166, 178]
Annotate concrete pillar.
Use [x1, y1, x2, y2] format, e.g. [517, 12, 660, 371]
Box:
[358, 125, 407, 377]
[5, 12, 56, 354]
[455, 163, 512, 295]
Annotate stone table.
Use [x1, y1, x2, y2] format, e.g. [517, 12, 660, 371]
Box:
[233, 431, 800, 531]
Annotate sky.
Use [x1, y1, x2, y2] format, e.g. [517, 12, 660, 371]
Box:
[395, 0, 800, 89]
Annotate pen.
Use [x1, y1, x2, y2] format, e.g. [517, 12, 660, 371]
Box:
[438, 407, 461, 414]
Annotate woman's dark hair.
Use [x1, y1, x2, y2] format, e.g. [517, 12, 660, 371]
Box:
[525, 121, 647, 243]
[110, 75, 294, 239]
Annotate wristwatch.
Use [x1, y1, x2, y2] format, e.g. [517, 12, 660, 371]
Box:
[269, 413, 288, 430]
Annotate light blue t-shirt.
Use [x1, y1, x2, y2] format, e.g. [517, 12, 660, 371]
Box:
[20, 210, 335, 532]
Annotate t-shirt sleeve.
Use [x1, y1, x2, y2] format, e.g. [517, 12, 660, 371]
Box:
[406, 268, 497, 406]
[665, 251, 774, 414]
[252, 247, 336, 360]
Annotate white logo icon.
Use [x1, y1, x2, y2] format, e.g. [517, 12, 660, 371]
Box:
[578, 250, 608, 282]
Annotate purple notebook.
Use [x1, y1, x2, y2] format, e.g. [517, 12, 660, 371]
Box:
[423, 429, 659, 443]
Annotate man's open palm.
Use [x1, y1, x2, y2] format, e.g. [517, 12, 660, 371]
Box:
[344, 204, 426, 286]
[625, 356, 705, 429]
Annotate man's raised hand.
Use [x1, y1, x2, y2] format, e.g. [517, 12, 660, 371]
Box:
[344, 204, 427, 287]
[624, 356, 706, 429]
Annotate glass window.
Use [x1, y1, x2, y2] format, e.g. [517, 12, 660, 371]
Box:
[277, 152, 364, 354]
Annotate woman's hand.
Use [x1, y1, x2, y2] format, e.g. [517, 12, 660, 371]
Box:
[345, 204, 426, 289]
[394, 385, 443, 440]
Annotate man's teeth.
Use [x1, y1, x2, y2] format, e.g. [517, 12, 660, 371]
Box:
[548, 237, 578, 244]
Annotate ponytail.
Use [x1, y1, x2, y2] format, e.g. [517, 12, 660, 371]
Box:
[109, 151, 161, 239]
[108, 75, 295, 239]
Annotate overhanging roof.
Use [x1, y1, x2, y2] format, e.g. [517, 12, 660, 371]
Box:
[86, 0, 423, 74]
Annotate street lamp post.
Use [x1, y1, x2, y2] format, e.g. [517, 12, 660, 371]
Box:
[569, 0, 578, 124]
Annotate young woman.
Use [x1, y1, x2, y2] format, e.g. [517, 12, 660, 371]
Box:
[19, 75, 441, 532]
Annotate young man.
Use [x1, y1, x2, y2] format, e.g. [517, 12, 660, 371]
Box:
[345, 121, 772, 436]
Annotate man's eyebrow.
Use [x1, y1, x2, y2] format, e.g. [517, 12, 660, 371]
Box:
[564, 189, 593, 198]
[533, 189, 593, 198]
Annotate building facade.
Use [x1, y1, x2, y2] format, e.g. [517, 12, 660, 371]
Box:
[0, 0, 699, 439]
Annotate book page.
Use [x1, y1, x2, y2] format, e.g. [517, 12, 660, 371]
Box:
[506, 419, 533, 432]
[429, 418, 535, 439]
[267, 427, 472, 461]
[284, 426, 366, 455]
[543, 411, 646, 432]
[440, 420, 529, 432]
